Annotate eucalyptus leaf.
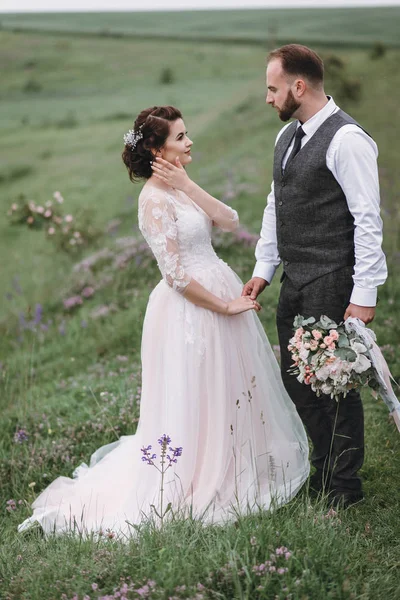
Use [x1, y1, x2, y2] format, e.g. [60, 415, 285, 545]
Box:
[293, 314, 304, 329]
[338, 334, 350, 348]
[319, 315, 338, 329]
[334, 347, 357, 362]
[302, 316, 316, 326]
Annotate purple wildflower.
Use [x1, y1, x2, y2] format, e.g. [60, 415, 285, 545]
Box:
[6, 499, 17, 511]
[135, 584, 150, 597]
[63, 295, 83, 310]
[141, 445, 157, 465]
[158, 434, 171, 446]
[166, 446, 183, 465]
[141, 435, 182, 525]
[12, 276, 23, 295]
[19, 312, 27, 330]
[34, 303, 43, 325]
[58, 321, 66, 336]
[14, 429, 29, 443]
[264, 560, 272, 567]
[234, 227, 259, 247]
[82, 286, 95, 299]
[252, 564, 266, 575]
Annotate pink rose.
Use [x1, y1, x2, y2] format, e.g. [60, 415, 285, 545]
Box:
[320, 343, 326, 349]
[328, 344, 336, 352]
[324, 336, 333, 345]
[304, 343, 311, 350]
[312, 330, 322, 340]
[295, 327, 304, 341]
[329, 330, 339, 341]
[309, 340, 318, 351]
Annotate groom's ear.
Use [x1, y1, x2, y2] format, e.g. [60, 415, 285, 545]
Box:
[294, 78, 307, 98]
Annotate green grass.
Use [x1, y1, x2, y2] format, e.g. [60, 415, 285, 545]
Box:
[1, 7, 400, 47]
[0, 25, 400, 600]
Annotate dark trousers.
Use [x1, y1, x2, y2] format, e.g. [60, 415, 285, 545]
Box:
[276, 266, 364, 494]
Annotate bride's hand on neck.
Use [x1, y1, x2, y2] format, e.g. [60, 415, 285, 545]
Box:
[151, 157, 191, 194]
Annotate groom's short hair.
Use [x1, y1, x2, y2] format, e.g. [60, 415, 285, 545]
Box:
[268, 44, 324, 87]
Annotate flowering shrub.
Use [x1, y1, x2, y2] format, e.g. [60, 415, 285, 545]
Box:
[213, 224, 259, 249]
[7, 191, 100, 254]
[288, 315, 378, 400]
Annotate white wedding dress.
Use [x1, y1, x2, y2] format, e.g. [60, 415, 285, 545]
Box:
[18, 186, 309, 539]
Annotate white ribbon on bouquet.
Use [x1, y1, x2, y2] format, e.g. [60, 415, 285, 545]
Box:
[345, 317, 400, 433]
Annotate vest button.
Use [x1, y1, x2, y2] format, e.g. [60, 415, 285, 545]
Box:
[281, 182, 286, 187]
[284, 260, 289, 266]
[279, 201, 283, 206]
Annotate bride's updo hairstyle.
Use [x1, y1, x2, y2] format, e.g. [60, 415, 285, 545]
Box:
[122, 105, 182, 182]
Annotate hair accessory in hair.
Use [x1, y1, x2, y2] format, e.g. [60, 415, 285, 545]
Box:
[123, 124, 144, 149]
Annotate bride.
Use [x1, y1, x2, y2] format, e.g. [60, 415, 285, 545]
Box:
[18, 106, 309, 539]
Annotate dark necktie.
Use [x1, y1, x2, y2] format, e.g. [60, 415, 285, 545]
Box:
[285, 125, 306, 170]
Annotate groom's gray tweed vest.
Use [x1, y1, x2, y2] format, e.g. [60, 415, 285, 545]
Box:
[274, 109, 370, 289]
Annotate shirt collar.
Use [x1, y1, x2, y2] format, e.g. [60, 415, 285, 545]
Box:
[297, 96, 337, 137]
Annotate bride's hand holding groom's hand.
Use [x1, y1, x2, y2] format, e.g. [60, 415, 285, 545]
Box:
[226, 297, 262, 316]
[242, 277, 269, 300]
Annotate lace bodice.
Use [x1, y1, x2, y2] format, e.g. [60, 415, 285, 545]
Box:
[138, 185, 239, 293]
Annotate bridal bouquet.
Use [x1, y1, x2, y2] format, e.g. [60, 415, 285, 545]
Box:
[288, 315, 400, 431]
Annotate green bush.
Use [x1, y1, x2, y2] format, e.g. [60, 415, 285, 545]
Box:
[22, 78, 42, 93]
[159, 66, 175, 85]
[370, 41, 386, 60]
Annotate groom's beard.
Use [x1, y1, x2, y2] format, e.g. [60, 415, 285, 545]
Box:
[277, 90, 301, 122]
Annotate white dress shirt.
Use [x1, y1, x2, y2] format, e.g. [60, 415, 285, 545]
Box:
[253, 96, 387, 307]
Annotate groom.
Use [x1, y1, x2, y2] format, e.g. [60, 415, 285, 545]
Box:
[243, 44, 387, 508]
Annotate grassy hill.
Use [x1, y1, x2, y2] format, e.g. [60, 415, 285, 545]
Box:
[0, 22, 399, 600]
[1, 7, 400, 47]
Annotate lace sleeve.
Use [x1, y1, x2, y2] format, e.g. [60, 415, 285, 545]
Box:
[138, 191, 191, 293]
[210, 201, 239, 233]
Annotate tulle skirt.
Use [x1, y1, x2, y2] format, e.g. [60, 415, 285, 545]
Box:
[18, 259, 309, 539]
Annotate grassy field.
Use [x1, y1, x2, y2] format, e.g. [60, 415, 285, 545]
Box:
[0, 16, 400, 600]
[1, 7, 400, 47]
